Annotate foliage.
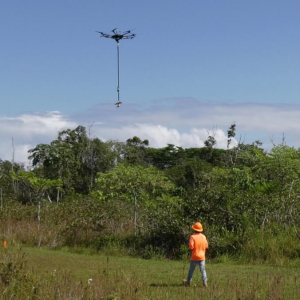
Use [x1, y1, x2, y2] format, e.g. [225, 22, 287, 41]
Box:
[227, 123, 236, 149]
[141, 194, 187, 258]
[28, 126, 120, 195]
[124, 136, 149, 165]
[11, 170, 62, 204]
[0, 160, 24, 202]
[204, 135, 216, 148]
[94, 164, 176, 231]
[0, 126, 300, 263]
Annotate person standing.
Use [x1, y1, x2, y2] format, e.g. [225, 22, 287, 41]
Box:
[183, 222, 208, 287]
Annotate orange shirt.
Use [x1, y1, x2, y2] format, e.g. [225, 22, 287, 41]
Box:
[189, 233, 208, 261]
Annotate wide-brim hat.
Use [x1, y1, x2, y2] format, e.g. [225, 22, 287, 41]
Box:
[191, 222, 203, 232]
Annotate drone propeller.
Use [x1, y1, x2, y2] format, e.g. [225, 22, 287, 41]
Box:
[122, 34, 136, 39]
[126, 28, 136, 33]
[96, 31, 113, 39]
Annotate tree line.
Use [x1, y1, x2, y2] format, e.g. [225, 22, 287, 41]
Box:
[0, 125, 299, 261]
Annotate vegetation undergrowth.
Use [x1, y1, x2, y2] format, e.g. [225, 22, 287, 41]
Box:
[1, 127, 299, 263]
[0, 198, 299, 265]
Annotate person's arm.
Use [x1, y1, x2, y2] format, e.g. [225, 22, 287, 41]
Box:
[189, 236, 194, 250]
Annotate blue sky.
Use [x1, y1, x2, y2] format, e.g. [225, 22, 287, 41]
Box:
[1, 1, 300, 163]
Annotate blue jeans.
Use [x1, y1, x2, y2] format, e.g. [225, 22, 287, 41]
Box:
[187, 260, 207, 282]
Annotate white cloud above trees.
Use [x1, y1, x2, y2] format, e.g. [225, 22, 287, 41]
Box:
[0, 112, 77, 163]
[92, 124, 235, 149]
[1, 99, 300, 163]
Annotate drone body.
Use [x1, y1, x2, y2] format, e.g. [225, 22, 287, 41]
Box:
[96, 28, 136, 43]
[96, 28, 136, 107]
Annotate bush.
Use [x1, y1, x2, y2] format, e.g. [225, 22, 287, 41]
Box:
[0, 198, 299, 264]
[240, 226, 300, 264]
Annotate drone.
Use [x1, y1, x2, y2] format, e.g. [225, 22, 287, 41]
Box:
[96, 28, 136, 107]
[96, 28, 136, 42]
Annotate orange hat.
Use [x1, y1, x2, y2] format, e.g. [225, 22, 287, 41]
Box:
[191, 222, 203, 232]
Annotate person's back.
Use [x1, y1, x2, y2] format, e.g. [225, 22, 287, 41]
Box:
[189, 232, 208, 261]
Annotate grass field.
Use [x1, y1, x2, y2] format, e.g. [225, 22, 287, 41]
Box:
[0, 246, 299, 299]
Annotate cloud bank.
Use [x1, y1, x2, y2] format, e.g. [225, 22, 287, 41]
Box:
[92, 124, 233, 149]
[77, 98, 300, 149]
[1, 99, 300, 163]
[0, 112, 77, 163]
[77, 99, 300, 133]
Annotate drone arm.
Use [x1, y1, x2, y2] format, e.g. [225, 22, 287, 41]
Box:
[96, 31, 112, 38]
[122, 34, 136, 39]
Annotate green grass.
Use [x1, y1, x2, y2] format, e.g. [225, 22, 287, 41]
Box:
[0, 245, 299, 299]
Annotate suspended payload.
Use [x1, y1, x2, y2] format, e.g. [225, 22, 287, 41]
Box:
[96, 28, 136, 107]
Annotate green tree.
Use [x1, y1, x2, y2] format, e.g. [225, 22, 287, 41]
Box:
[204, 135, 216, 148]
[146, 144, 187, 170]
[29, 126, 120, 196]
[0, 160, 24, 203]
[124, 136, 149, 165]
[227, 123, 236, 149]
[94, 164, 175, 231]
[11, 170, 62, 239]
[249, 145, 300, 226]
[29, 142, 76, 198]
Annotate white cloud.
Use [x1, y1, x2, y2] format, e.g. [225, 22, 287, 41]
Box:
[2, 99, 300, 163]
[14, 144, 33, 165]
[0, 111, 77, 139]
[77, 99, 300, 148]
[0, 112, 77, 163]
[93, 124, 236, 149]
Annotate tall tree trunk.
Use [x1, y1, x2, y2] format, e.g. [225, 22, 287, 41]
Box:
[37, 199, 41, 231]
[37, 198, 42, 247]
[134, 192, 137, 232]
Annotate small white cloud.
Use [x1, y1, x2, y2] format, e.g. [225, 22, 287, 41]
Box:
[0, 111, 77, 138]
[0, 112, 77, 163]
